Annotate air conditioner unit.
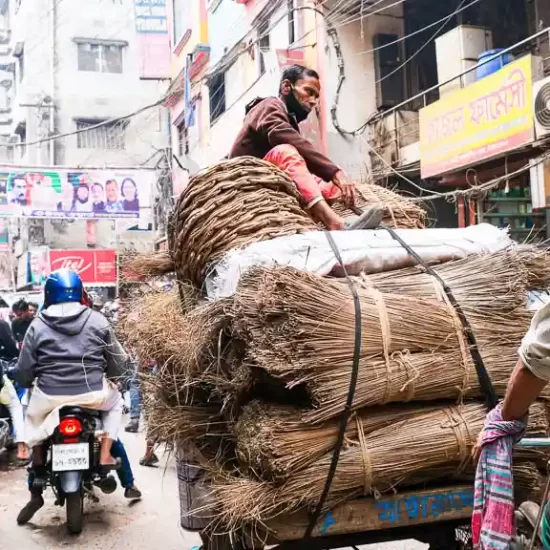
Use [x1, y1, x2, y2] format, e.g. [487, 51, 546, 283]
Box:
[534, 75, 550, 140]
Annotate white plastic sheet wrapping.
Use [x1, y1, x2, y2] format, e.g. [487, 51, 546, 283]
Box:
[205, 224, 512, 299]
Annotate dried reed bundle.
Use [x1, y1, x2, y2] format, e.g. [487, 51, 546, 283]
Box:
[234, 266, 531, 381]
[235, 266, 464, 378]
[208, 403, 549, 527]
[121, 250, 176, 279]
[350, 248, 534, 312]
[122, 289, 231, 386]
[142, 387, 225, 445]
[235, 401, 441, 481]
[235, 397, 550, 481]
[170, 157, 317, 287]
[302, 342, 544, 424]
[332, 182, 425, 229]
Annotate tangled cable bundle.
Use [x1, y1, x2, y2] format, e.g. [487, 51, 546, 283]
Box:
[170, 157, 318, 288]
[332, 181, 426, 229]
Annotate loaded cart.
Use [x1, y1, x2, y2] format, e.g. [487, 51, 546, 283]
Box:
[121, 158, 550, 549]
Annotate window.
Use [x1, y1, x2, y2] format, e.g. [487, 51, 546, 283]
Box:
[77, 42, 123, 73]
[287, 0, 296, 44]
[209, 72, 226, 124]
[257, 20, 270, 76]
[76, 119, 126, 149]
[176, 121, 188, 156]
[17, 51, 24, 82]
[172, 0, 191, 48]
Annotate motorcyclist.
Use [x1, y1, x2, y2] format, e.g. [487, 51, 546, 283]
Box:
[0, 361, 27, 460]
[13, 269, 125, 506]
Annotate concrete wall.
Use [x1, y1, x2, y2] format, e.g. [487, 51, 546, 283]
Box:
[320, 0, 405, 180]
[184, 1, 293, 169]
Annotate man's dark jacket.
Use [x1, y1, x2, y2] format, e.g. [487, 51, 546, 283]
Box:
[229, 97, 339, 182]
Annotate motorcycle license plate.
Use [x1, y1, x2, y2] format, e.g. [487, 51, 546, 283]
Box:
[52, 443, 90, 471]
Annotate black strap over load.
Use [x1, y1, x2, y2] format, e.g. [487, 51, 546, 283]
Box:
[303, 225, 497, 541]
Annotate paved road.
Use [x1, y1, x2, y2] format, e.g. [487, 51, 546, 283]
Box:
[0, 422, 426, 550]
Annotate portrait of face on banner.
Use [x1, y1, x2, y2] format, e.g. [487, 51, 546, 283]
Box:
[0, 167, 154, 220]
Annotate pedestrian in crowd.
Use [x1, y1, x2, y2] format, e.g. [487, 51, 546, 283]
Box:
[11, 300, 33, 345]
[27, 303, 38, 319]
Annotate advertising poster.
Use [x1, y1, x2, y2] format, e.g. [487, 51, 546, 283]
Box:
[0, 167, 154, 220]
[49, 249, 117, 286]
[28, 247, 50, 286]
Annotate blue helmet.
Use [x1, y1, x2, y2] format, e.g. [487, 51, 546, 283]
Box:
[44, 269, 84, 308]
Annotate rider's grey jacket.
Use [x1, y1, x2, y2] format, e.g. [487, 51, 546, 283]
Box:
[14, 304, 127, 396]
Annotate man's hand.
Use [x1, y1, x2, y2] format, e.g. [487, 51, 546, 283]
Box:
[332, 170, 356, 207]
[17, 442, 29, 461]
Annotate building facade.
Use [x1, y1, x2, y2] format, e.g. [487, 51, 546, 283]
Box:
[167, 0, 550, 238]
[0, 0, 171, 290]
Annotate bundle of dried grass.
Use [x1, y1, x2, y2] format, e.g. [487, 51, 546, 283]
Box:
[235, 401, 441, 481]
[332, 182, 426, 229]
[122, 289, 230, 385]
[170, 157, 317, 287]
[350, 247, 538, 312]
[142, 386, 225, 446]
[302, 342, 546, 424]
[235, 397, 550, 481]
[208, 403, 550, 528]
[234, 266, 531, 381]
[121, 250, 176, 279]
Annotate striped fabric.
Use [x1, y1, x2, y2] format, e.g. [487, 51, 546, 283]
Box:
[472, 405, 526, 549]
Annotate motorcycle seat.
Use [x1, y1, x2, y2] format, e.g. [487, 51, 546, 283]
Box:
[59, 406, 100, 418]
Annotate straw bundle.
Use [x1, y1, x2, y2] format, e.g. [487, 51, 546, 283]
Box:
[170, 157, 317, 287]
[208, 402, 550, 527]
[332, 182, 426, 229]
[351, 247, 539, 312]
[301, 342, 545, 423]
[142, 385, 226, 446]
[121, 250, 176, 280]
[235, 399, 550, 482]
[234, 401, 441, 480]
[122, 289, 231, 386]
[234, 266, 532, 381]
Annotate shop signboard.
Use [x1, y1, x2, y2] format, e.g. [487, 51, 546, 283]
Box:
[49, 249, 117, 286]
[419, 55, 535, 178]
[0, 167, 154, 220]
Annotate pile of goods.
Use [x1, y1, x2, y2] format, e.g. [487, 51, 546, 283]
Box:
[122, 157, 550, 542]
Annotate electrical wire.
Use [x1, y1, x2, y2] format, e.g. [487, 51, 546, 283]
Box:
[375, 0, 470, 85]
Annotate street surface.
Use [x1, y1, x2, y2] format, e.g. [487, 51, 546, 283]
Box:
[0, 420, 426, 550]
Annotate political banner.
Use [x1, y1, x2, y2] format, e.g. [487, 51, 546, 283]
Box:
[0, 167, 154, 220]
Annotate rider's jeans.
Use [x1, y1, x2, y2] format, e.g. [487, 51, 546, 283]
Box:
[111, 439, 134, 489]
[128, 376, 142, 421]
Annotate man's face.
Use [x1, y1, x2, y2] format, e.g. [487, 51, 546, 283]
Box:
[28, 304, 37, 317]
[92, 185, 103, 203]
[282, 75, 321, 114]
[13, 178, 26, 202]
[106, 182, 118, 202]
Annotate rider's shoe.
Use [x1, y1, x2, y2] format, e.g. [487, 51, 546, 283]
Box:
[17, 491, 44, 525]
[124, 485, 142, 500]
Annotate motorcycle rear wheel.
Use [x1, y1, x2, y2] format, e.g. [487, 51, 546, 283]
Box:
[65, 491, 84, 534]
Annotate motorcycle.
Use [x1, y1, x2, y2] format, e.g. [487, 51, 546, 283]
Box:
[31, 405, 118, 534]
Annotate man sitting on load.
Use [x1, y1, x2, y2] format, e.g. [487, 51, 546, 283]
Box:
[229, 64, 378, 231]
